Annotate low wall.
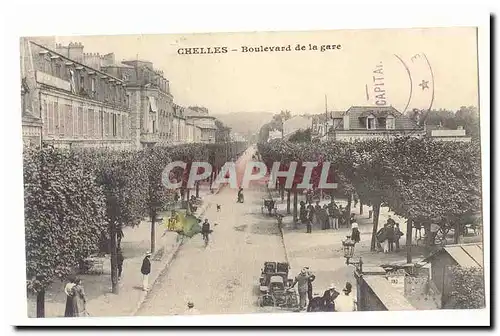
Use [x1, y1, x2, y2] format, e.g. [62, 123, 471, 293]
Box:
[356, 272, 416, 311]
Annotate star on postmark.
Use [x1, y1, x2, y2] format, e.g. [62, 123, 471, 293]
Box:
[419, 80, 429, 90]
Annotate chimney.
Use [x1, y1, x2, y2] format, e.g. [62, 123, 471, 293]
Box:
[67, 42, 84, 63]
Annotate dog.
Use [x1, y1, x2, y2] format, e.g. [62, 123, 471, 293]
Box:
[216, 204, 221, 212]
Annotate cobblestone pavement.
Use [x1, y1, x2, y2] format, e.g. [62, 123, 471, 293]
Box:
[136, 148, 293, 316]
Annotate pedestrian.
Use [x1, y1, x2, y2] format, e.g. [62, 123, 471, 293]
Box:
[387, 215, 396, 226]
[351, 222, 360, 244]
[321, 204, 330, 230]
[117, 248, 124, 280]
[72, 278, 89, 317]
[306, 268, 316, 302]
[335, 282, 356, 312]
[64, 276, 76, 317]
[314, 201, 321, 227]
[386, 222, 395, 252]
[353, 194, 359, 208]
[322, 283, 340, 312]
[299, 201, 308, 226]
[376, 225, 388, 253]
[414, 221, 423, 240]
[307, 202, 315, 231]
[394, 223, 404, 251]
[141, 252, 152, 291]
[338, 205, 345, 228]
[307, 292, 324, 312]
[332, 204, 340, 230]
[290, 267, 312, 311]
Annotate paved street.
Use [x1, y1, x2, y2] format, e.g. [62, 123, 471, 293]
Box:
[136, 147, 290, 316]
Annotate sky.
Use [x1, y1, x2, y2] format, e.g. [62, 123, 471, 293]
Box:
[57, 27, 479, 115]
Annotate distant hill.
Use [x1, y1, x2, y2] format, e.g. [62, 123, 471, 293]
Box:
[212, 112, 274, 139]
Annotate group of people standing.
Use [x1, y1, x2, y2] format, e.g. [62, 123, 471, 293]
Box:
[376, 216, 404, 253]
[290, 267, 356, 312]
[64, 277, 88, 317]
[299, 200, 354, 233]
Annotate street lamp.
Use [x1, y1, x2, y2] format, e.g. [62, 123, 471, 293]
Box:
[342, 236, 363, 273]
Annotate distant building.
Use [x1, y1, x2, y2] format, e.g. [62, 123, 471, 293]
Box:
[21, 39, 132, 149]
[283, 115, 312, 139]
[312, 106, 425, 141]
[268, 129, 283, 141]
[185, 120, 202, 143]
[185, 107, 217, 143]
[428, 126, 472, 142]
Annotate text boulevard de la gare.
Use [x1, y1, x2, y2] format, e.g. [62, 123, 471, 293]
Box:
[177, 44, 342, 55]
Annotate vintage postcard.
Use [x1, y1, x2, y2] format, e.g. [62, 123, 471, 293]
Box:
[18, 25, 489, 326]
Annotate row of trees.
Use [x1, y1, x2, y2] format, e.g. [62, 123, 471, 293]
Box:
[24, 141, 247, 317]
[257, 137, 482, 257]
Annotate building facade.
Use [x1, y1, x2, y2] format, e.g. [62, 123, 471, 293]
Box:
[429, 127, 472, 142]
[21, 39, 132, 149]
[312, 106, 426, 142]
[100, 59, 174, 148]
[185, 106, 217, 143]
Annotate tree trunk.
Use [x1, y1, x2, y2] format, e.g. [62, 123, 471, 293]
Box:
[406, 219, 413, 264]
[36, 289, 45, 318]
[360, 201, 364, 215]
[286, 190, 291, 214]
[346, 194, 352, 227]
[150, 213, 156, 254]
[293, 189, 298, 226]
[330, 192, 335, 204]
[454, 222, 461, 244]
[370, 201, 381, 251]
[195, 181, 200, 198]
[280, 185, 285, 201]
[110, 222, 119, 294]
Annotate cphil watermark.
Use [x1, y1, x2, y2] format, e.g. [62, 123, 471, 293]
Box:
[161, 161, 338, 190]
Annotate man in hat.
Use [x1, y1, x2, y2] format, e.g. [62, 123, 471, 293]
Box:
[141, 252, 152, 291]
[290, 267, 313, 311]
[322, 283, 340, 312]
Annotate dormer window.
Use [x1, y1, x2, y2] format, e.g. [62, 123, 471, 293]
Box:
[386, 115, 395, 129]
[367, 115, 376, 129]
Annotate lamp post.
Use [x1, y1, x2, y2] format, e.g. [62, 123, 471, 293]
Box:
[342, 236, 363, 273]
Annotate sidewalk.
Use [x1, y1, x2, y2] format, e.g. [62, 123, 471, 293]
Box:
[26, 188, 214, 318]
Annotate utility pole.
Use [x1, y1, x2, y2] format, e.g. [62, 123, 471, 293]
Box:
[324, 95, 328, 139]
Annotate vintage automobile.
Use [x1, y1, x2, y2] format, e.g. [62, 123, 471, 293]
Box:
[258, 261, 298, 309]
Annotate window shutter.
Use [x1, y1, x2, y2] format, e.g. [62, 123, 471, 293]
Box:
[65, 104, 72, 137]
[83, 108, 87, 136]
[48, 101, 54, 135]
[104, 112, 109, 137]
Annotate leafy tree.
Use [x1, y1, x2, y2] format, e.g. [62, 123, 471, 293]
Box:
[289, 128, 312, 143]
[77, 149, 149, 294]
[447, 266, 485, 309]
[24, 147, 107, 317]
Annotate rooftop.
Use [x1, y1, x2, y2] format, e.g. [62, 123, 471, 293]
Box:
[425, 243, 483, 268]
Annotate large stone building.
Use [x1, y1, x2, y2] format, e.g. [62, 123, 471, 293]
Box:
[185, 106, 217, 143]
[21, 39, 132, 149]
[312, 106, 426, 141]
[99, 58, 174, 148]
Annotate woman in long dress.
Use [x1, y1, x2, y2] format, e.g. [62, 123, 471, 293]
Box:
[72, 278, 88, 317]
[64, 277, 76, 317]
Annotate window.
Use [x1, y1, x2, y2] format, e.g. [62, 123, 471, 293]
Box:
[83, 108, 87, 136]
[386, 116, 395, 129]
[48, 101, 55, 135]
[88, 109, 94, 137]
[98, 110, 103, 138]
[112, 114, 117, 137]
[55, 102, 64, 136]
[54, 63, 61, 78]
[91, 77, 96, 96]
[109, 112, 113, 137]
[42, 100, 48, 136]
[367, 116, 376, 130]
[65, 104, 73, 137]
[77, 107, 84, 136]
[79, 74, 85, 92]
[103, 112, 109, 137]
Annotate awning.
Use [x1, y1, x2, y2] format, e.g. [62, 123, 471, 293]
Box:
[148, 96, 158, 113]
